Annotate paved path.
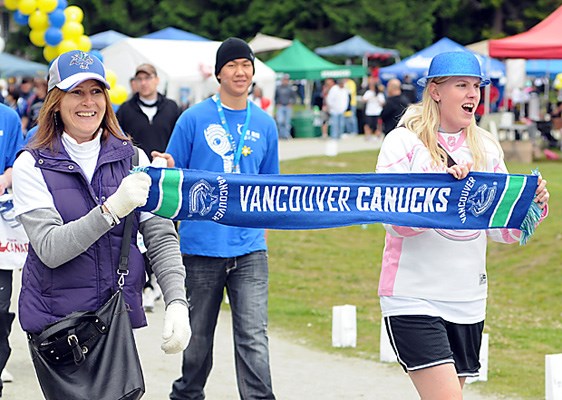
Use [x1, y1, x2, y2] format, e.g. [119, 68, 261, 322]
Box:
[3, 136, 501, 399]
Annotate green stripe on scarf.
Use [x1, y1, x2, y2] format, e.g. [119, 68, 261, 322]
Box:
[491, 175, 526, 227]
[157, 169, 183, 219]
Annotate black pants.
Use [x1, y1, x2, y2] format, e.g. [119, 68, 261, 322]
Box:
[0, 270, 15, 396]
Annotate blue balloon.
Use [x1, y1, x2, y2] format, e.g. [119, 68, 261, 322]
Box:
[48, 9, 66, 28]
[13, 11, 29, 26]
[57, 0, 68, 10]
[45, 27, 63, 47]
[90, 50, 104, 63]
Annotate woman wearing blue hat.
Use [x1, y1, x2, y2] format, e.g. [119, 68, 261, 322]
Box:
[375, 51, 550, 398]
[11, 50, 191, 397]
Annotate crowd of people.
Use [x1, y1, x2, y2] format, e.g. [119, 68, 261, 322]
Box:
[272, 72, 419, 142]
[0, 40, 552, 400]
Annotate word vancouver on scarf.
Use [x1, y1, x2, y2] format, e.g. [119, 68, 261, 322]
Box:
[135, 167, 542, 245]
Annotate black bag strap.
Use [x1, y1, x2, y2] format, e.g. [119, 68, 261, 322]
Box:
[118, 214, 134, 277]
[437, 143, 457, 168]
[117, 145, 139, 278]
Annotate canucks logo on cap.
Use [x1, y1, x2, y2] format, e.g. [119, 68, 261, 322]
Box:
[70, 51, 94, 70]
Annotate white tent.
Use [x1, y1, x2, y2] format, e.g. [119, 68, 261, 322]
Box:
[101, 38, 277, 106]
[249, 32, 292, 54]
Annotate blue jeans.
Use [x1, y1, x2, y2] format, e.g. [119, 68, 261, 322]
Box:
[275, 105, 293, 139]
[344, 105, 358, 134]
[329, 113, 345, 139]
[170, 251, 275, 400]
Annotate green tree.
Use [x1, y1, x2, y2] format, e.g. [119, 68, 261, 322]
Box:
[4, 0, 562, 63]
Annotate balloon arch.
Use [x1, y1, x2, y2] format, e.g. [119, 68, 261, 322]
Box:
[4, 0, 128, 105]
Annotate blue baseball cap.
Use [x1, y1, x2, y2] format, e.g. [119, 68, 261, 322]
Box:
[417, 51, 490, 87]
[48, 50, 110, 92]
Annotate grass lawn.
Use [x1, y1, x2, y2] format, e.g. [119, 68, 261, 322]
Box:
[266, 149, 562, 399]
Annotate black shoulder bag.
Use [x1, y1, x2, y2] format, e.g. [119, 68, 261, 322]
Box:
[28, 155, 145, 399]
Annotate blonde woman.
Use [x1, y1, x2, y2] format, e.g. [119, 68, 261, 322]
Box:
[376, 51, 550, 399]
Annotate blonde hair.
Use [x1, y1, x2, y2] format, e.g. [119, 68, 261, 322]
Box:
[400, 76, 501, 171]
[28, 84, 128, 151]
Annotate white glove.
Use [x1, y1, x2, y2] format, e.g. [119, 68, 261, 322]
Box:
[104, 172, 151, 218]
[161, 302, 191, 354]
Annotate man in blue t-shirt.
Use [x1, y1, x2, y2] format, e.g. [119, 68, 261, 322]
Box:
[153, 37, 279, 400]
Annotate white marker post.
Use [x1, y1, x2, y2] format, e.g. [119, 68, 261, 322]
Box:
[546, 353, 562, 399]
[332, 305, 356, 348]
[379, 318, 396, 363]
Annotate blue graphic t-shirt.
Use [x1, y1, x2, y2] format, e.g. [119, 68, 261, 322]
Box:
[166, 97, 279, 257]
[0, 103, 24, 173]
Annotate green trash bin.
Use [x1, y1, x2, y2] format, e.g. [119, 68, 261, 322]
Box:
[291, 111, 316, 138]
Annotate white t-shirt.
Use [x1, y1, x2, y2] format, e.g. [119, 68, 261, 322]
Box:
[326, 85, 349, 115]
[362, 90, 385, 117]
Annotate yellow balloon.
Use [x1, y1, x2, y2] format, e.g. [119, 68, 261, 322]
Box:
[554, 73, 562, 91]
[61, 21, 84, 40]
[37, 0, 57, 13]
[28, 10, 49, 30]
[109, 85, 128, 106]
[64, 5, 84, 23]
[18, 0, 37, 15]
[105, 69, 118, 89]
[76, 35, 92, 52]
[4, 0, 20, 11]
[57, 39, 78, 55]
[29, 29, 47, 47]
[43, 45, 58, 62]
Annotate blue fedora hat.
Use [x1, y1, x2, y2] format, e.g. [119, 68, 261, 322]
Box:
[417, 51, 490, 87]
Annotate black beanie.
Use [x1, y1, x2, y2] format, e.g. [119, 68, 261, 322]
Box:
[215, 37, 255, 80]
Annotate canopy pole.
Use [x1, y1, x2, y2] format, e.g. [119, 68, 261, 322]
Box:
[484, 56, 491, 115]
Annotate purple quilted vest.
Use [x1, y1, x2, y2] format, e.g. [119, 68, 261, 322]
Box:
[19, 134, 147, 333]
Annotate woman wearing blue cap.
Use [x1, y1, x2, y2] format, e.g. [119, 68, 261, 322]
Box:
[375, 51, 550, 398]
[11, 50, 191, 396]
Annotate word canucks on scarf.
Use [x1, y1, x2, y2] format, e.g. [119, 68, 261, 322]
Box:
[136, 167, 541, 244]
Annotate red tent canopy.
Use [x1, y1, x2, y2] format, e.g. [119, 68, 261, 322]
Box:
[489, 6, 562, 59]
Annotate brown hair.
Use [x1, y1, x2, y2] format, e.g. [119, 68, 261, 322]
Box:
[28, 83, 128, 151]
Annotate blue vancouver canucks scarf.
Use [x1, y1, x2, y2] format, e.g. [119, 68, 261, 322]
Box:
[136, 167, 542, 245]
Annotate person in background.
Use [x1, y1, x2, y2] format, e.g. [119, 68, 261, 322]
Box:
[117, 63, 181, 160]
[15, 77, 34, 120]
[400, 74, 417, 104]
[250, 84, 272, 116]
[0, 81, 5, 105]
[274, 74, 296, 140]
[343, 78, 359, 135]
[0, 102, 25, 397]
[376, 51, 550, 399]
[152, 37, 279, 400]
[362, 76, 385, 141]
[324, 78, 349, 140]
[11, 51, 191, 382]
[380, 78, 410, 135]
[116, 63, 181, 311]
[21, 78, 48, 133]
[320, 80, 331, 139]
